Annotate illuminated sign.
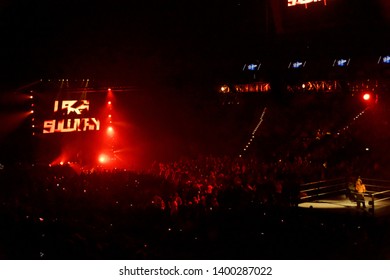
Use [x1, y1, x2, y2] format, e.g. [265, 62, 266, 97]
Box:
[333, 58, 350, 67]
[378, 56, 390, 64]
[248, 64, 260, 71]
[243, 63, 261, 71]
[43, 100, 100, 133]
[288, 61, 306, 69]
[288, 0, 326, 7]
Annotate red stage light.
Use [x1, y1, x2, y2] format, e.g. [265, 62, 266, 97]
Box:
[363, 93, 371, 101]
[30, 95, 33, 99]
[107, 126, 114, 136]
[108, 101, 112, 105]
[98, 154, 108, 164]
[30, 110, 34, 114]
[107, 88, 114, 100]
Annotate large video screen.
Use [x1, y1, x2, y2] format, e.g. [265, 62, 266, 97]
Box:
[32, 87, 107, 136]
[42, 99, 101, 134]
[30, 86, 109, 165]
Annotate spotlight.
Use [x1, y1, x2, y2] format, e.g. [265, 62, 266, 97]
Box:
[219, 85, 230, 94]
[107, 126, 114, 136]
[363, 93, 371, 101]
[98, 154, 108, 164]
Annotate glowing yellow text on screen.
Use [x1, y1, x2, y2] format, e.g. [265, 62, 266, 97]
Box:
[43, 100, 101, 133]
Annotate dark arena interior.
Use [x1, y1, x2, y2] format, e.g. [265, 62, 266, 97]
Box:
[1, 0, 390, 260]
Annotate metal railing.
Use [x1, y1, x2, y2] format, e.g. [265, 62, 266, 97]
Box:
[361, 178, 390, 213]
[299, 178, 346, 202]
[299, 177, 390, 214]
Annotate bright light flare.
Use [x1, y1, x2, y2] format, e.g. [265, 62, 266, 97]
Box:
[98, 154, 109, 164]
[219, 85, 230, 94]
[107, 88, 115, 102]
[107, 126, 114, 136]
[363, 93, 371, 101]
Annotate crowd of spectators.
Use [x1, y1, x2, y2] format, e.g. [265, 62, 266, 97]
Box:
[0, 152, 389, 259]
[1, 92, 390, 259]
